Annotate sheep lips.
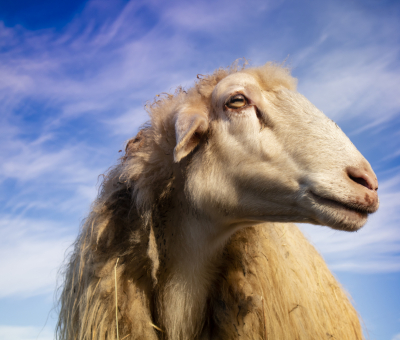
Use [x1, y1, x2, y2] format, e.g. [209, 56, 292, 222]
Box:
[309, 189, 379, 231]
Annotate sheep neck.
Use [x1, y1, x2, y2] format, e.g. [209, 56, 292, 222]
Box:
[153, 190, 230, 339]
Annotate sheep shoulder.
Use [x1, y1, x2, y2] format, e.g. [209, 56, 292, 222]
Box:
[206, 223, 362, 340]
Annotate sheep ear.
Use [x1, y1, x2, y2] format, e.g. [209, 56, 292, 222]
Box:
[174, 113, 208, 163]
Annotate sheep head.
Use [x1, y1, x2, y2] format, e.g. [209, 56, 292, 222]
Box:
[173, 64, 378, 232]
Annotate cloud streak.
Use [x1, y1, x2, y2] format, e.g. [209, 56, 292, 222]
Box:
[392, 333, 400, 340]
[0, 325, 53, 340]
[0, 3, 399, 339]
[0, 216, 74, 298]
[0, 0, 399, 302]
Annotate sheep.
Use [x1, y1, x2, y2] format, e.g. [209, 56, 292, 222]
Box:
[56, 62, 379, 340]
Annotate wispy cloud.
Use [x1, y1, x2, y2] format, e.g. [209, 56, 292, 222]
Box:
[0, 325, 53, 340]
[294, 4, 400, 130]
[298, 48, 400, 126]
[0, 216, 74, 298]
[0, 2, 398, 340]
[0, 0, 399, 329]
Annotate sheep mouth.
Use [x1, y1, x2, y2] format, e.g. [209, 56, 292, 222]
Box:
[309, 191, 371, 231]
[311, 192, 373, 214]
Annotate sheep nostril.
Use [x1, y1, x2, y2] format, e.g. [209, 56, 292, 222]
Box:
[346, 166, 378, 191]
[349, 175, 370, 190]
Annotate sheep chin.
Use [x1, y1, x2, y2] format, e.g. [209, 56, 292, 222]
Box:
[309, 191, 374, 232]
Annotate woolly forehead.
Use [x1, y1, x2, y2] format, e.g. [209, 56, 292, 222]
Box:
[211, 69, 297, 110]
[146, 64, 296, 138]
[211, 73, 261, 109]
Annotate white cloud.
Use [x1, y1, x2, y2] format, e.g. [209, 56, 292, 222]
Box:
[103, 108, 146, 137]
[0, 142, 102, 184]
[294, 14, 400, 130]
[392, 333, 400, 340]
[160, 0, 273, 32]
[0, 131, 103, 220]
[0, 5, 399, 340]
[0, 217, 75, 298]
[298, 49, 400, 126]
[0, 325, 53, 340]
[0, 0, 399, 309]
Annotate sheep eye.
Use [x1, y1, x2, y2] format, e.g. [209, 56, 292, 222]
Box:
[226, 94, 247, 109]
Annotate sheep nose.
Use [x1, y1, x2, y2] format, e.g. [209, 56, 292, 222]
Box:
[346, 166, 378, 191]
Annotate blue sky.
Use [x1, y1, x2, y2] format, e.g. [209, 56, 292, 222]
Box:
[0, 0, 399, 339]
